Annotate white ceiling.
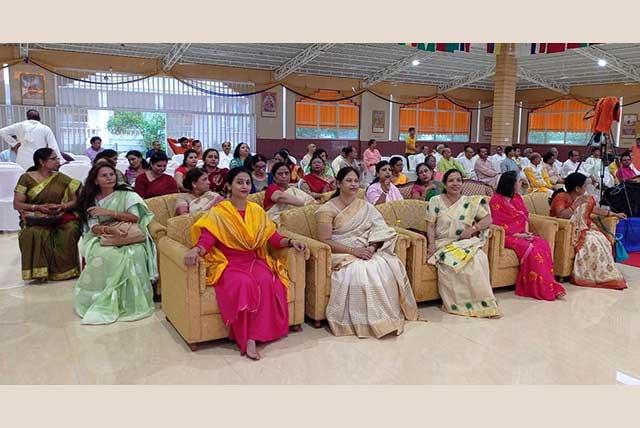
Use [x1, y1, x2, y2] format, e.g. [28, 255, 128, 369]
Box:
[12, 43, 640, 91]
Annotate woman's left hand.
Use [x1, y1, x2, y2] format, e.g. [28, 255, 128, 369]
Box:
[87, 207, 113, 218]
[291, 240, 306, 252]
[614, 212, 627, 219]
[459, 226, 477, 240]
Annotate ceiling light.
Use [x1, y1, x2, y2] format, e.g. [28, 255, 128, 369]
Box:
[598, 59, 607, 67]
[412, 60, 420, 66]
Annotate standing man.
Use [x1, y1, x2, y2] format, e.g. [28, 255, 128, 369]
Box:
[404, 127, 417, 162]
[218, 141, 233, 169]
[85, 136, 104, 162]
[0, 109, 64, 170]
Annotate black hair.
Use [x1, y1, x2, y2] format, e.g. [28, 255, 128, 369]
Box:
[342, 146, 354, 157]
[312, 148, 328, 158]
[620, 150, 632, 160]
[564, 172, 588, 193]
[275, 149, 294, 166]
[226, 167, 253, 195]
[591, 146, 601, 154]
[368, 139, 376, 146]
[150, 151, 169, 165]
[192, 139, 202, 147]
[414, 162, 432, 186]
[370, 160, 390, 184]
[183, 167, 207, 191]
[441, 169, 464, 194]
[202, 148, 220, 165]
[504, 146, 515, 156]
[90, 136, 102, 144]
[543, 151, 555, 163]
[126, 150, 150, 169]
[26, 109, 40, 121]
[178, 137, 189, 145]
[270, 161, 289, 178]
[251, 154, 268, 171]
[181, 149, 198, 167]
[464, 145, 473, 151]
[424, 154, 436, 167]
[28, 148, 55, 172]
[309, 154, 325, 168]
[330, 167, 360, 199]
[495, 170, 518, 198]
[568, 149, 580, 157]
[94, 149, 118, 165]
[233, 142, 249, 159]
[389, 156, 404, 168]
[408, 127, 415, 132]
[77, 164, 134, 225]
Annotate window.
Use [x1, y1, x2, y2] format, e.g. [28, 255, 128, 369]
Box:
[399, 98, 470, 142]
[527, 99, 593, 145]
[295, 90, 359, 139]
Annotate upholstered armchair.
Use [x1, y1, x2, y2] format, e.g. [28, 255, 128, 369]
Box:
[158, 213, 308, 351]
[146, 193, 180, 242]
[278, 203, 410, 327]
[522, 192, 619, 279]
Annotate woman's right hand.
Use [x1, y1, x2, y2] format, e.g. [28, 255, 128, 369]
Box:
[351, 246, 374, 260]
[184, 247, 201, 267]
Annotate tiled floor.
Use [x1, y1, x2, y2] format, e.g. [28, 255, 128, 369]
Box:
[1, 231, 639, 384]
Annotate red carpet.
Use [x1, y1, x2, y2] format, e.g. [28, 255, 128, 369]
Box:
[622, 252, 640, 268]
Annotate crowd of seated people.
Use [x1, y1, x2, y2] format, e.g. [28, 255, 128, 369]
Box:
[10, 137, 635, 361]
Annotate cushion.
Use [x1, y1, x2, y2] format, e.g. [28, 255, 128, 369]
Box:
[461, 179, 494, 197]
[146, 193, 180, 227]
[167, 214, 198, 247]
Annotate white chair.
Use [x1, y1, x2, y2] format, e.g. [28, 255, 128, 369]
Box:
[0, 163, 25, 231]
[59, 162, 92, 184]
[115, 159, 129, 174]
[172, 154, 184, 165]
[196, 160, 204, 168]
[70, 154, 91, 164]
[381, 156, 391, 163]
[408, 155, 418, 171]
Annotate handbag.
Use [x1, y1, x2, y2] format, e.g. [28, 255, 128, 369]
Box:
[24, 212, 64, 227]
[98, 221, 146, 247]
[595, 217, 629, 263]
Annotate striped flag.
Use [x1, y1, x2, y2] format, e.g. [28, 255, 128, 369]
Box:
[487, 43, 505, 54]
[400, 43, 470, 53]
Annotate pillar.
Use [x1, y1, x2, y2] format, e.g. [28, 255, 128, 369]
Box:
[490, 43, 517, 147]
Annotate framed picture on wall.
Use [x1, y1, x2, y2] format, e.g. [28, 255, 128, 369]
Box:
[483, 116, 493, 137]
[372, 110, 385, 133]
[261, 92, 277, 117]
[20, 73, 45, 106]
[622, 113, 637, 138]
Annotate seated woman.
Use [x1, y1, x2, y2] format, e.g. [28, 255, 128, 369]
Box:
[13, 148, 82, 282]
[202, 148, 229, 194]
[426, 169, 500, 318]
[425, 154, 443, 182]
[263, 162, 316, 225]
[94, 150, 127, 185]
[184, 168, 306, 360]
[175, 168, 224, 216]
[411, 163, 442, 201]
[304, 148, 335, 179]
[124, 150, 149, 185]
[300, 154, 336, 200]
[389, 156, 408, 186]
[274, 149, 304, 183]
[250, 154, 271, 193]
[365, 160, 403, 205]
[74, 163, 157, 324]
[134, 152, 179, 199]
[191, 139, 203, 160]
[490, 171, 566, 301]
[316, 167, 419, 337]
[229, 142, 251, 170]
[523, 152, 554, 195]
[174, 149, 199, 192]
[550, 172, 627, 290]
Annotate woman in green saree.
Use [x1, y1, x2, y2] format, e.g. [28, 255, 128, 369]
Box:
[13, 148, 82, 282]
[74, 163, 157, 324]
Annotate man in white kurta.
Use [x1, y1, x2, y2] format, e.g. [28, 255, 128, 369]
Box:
[489, 146, 506, 171]
[457, 145, 477, 180]
[0, 109, 64, 170]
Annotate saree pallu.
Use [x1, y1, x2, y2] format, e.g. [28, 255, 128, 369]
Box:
[265, 186, 316, 225]
[316, 199, 420, 338]
[568, 196, 626, 290]
[302, 173, 334, 194]
[74, 190, 157, 324]
[15, 172, 82, 281]
[207, 167, 229, 193]
[426, 195, 500, 317]
[489, 193, 565, 300]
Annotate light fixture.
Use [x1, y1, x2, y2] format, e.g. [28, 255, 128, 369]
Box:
[598, 59, 607, 67]
[412, 60, 420, 66]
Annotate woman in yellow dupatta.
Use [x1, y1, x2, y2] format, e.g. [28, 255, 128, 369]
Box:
[426, 169, 500, 318]
[13, 148, 82, 282]
[184, 167, 306, 360]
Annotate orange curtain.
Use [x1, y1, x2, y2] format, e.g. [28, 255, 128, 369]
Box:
[436, 111, 453, 133]
[454, 112, 470, 133]
[529, 113, 545, 130]
[399, 109, 416, 132]
[319, 105, 337, 127]
[528, 100, 592, 132]
[296, 103, 317, 126]
[338, 105, 358, 128]
[418, 110, 435, 133]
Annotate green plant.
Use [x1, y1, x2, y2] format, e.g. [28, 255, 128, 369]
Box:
[107, 111, 166, 149]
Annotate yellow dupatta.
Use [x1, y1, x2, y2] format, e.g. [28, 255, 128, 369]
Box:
[190, 200, 290, 288]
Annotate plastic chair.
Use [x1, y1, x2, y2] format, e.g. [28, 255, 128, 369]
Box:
[408, 155, 418, 171]
[115, 159, 130, 174]
[0, 163, 25, 231]
[59, 162, 92, 184]
[172, 154, 184, 165]
[70, 154, 91, 164]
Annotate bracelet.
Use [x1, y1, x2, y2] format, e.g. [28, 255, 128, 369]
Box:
[32, 204, 36, 212]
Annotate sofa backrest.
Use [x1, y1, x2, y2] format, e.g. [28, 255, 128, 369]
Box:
[146, 193, 180, 227]
[377, 200, 428, 232]
[166, 213, 199, 247]
[461, 179, 494, 197]
[522, 192, 551, 216]
[247, 191, 265, 207]
[280, 204, 323, 240]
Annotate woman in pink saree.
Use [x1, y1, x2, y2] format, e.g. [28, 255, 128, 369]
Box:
[490, 171, 566, 301]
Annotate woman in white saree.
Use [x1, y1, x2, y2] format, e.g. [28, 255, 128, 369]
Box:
[263, 161, 316, 225]
[316, 166, 420, 338]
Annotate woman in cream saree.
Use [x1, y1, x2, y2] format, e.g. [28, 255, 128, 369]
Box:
[426, 169, 500, 318]
[264, 162, 316, 225]
[316, 167, 419, 338]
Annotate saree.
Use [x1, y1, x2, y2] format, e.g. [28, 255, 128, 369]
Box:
[207, 167, 229, 193]
[15, 172, 82, 281]
[264, 185, 316, 225]
[489, 193, 565, 301]
[550, 193, 626, 290]
[74, 190, 157, 324]
[134, 172, 179, 199]
[302, 173, 334, 194]
[174, 191, 223, 216]
[191, 201, 290, 353]
[425, 195, 500, 318]
[304, 163, 335, 179]
[316, 198, 420, 338]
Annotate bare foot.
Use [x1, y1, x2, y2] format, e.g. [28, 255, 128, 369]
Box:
[246, 339, 261, 360]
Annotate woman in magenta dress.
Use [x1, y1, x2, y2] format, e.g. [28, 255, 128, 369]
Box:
[184, 167, 306, 360]
[489, 171, 566, 301]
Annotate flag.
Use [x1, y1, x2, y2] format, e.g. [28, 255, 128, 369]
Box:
[400, 43, 469, 53]
[487, 43, 505, 54]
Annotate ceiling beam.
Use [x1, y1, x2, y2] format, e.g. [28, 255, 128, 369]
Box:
[362, 51, 436, 88]
[573, 45, 640, 83]
[438, 64, 496, 93]
[161, 43, 192, 71]
[274, 43, 336, 81]
[517, 66, 569, 95]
